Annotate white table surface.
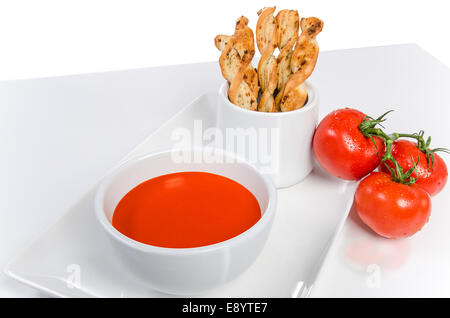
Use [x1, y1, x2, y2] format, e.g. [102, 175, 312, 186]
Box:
[2, 44, 449, 297]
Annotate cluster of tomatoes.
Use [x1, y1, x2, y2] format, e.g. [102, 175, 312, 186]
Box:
[313, 108, 448, 239]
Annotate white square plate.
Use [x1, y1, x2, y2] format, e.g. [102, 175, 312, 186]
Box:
[4, 92, 356, 297]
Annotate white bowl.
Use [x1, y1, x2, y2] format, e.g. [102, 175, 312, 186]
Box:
[217, 81, 319, 188]
[94, 148, 277, 295]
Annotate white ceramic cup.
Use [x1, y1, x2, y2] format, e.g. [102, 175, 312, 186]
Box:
[95, 148, 277, 295]
[217, 81, 319, 188]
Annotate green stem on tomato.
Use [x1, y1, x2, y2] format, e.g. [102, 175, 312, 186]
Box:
[359, 110, 449, 184]
[359, 111, 419, 185]
[395, 131, 450, 169]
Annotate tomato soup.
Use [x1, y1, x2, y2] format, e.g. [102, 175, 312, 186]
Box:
[112, 172, 261, 248]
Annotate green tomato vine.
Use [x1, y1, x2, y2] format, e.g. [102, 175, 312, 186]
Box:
[358, 111, 449, 185]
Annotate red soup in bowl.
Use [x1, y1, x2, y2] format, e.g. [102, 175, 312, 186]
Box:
[112, 171, 261, 248]
[95, 148, 277, 294]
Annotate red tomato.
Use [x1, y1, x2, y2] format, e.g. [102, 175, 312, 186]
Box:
[355, 172, 431, 239]
[380, 139, 448, 196]
[313, 108, 385, 180]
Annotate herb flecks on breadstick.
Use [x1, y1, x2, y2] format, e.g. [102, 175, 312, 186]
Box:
[214, 35, 232, 51]
[278, 17, 323, 112]
[215, 35, 259, 98]
[218, 16, 258, 110]
[256, 7, 278, 112]
[274, 9, 300, 111]
[291, 18, 323, 83]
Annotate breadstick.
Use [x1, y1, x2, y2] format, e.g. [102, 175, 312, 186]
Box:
[214, 35, 259, 99]
[278, 17, 323, 112]
[275, 9, 299, 105]
[214, 35, 232, 51]
[256, 7, 278, 112]
[217, 17, 258, 110]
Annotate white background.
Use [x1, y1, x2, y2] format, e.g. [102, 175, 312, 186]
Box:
[1, 0, 450, 80]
